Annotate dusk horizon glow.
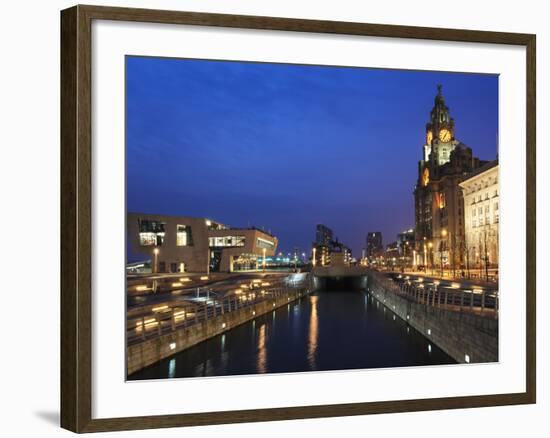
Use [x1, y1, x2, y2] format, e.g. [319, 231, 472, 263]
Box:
[126, 56, 498, 260]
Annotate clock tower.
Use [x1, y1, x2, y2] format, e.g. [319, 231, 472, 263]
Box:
[423, 85, 458, 167]
[414, 85, 487, 271]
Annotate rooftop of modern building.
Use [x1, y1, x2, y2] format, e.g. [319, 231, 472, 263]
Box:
[127, 212, 277, 238]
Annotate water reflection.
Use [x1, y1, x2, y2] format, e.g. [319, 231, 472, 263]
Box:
[307, 295, 319, 370]
[257, 324, 267, 373]
[130, 290, 456, 380]
[168, 358, 176, 378]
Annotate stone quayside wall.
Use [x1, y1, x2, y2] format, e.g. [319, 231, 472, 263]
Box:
[367, 274, 498, 364]
[128, 288, 309, 375]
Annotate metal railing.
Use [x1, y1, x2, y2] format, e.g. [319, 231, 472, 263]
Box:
[369, 273, 498, 318]
[127, 286, 309, 345]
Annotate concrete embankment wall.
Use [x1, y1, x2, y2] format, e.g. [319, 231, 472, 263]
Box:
[368, 275, 498, 364]
[128, 288, 309, 375]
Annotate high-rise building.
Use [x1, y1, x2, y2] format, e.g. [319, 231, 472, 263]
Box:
[414, 85, 487, 270]
[397, 229, 415, 256]
[366, 232, 383, 257]
[315, 224, 334, 246]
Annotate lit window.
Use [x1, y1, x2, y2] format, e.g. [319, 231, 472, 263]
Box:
[256, 238, 275, 249]
[138, 219, 165, 246]
[176, 225, 192, 246]
[139, 232, 157, 246]
[209, 236, 246, 247]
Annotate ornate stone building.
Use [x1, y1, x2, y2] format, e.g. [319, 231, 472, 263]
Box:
[414, 86, 487, 271]
[459, 160, 499, 272]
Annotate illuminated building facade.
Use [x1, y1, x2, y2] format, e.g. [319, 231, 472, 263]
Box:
[397, 229, 415, 267]
[312, 225, 352, 266]
[313, 244, 331, 267]
[459, 161, 499, 270]
[366, 232, 383, 257]
[385, 241, 400, 268]
[127, 213, 278, 273]
[414, 86, 487, 270]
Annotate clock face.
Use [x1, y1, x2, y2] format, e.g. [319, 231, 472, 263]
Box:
[422, 167, 430, 186]
[439, 128, 451, 142]
[426, 130, 433, 144]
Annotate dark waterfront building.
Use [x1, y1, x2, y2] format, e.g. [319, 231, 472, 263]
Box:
[414, 86, 487, 270]
[366, 232, 383, 257]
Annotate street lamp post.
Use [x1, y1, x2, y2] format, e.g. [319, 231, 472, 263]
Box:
[404, 241, 410, 271]
[423, 241, 427, 270]
[483, 230, 489, 282]
[428, 242, 433, 275]
[312, 247, 316, 268]
[449, 231, 454, 278]
[441, 229, 448, 278]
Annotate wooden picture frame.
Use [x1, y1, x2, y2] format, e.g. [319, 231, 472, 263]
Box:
[60, 4, 536, 433]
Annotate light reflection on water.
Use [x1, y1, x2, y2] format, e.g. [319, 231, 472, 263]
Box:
[130, 290, 456, 380]
[257, 324, 267, 373]
[307, 295, 319, 370]
[168, 358, 176, 378]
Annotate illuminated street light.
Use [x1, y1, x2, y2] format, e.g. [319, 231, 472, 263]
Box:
[440, 229, 449, 277]
[312, 247, 317, 267]
[427, 242, 433, 275]
[423, 243, 427, 268]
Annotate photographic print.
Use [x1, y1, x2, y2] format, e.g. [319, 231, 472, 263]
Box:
[125, 56, 499, 380]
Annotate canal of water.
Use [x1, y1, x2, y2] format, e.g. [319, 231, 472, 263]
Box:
[129, 289, 456, 380]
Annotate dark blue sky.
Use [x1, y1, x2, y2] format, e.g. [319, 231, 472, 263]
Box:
[126, 56, 498, 256]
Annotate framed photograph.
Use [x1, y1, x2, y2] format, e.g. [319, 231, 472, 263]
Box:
[60, 4, 536, 433]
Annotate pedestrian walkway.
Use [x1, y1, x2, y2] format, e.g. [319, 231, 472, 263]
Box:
[398, 270, 498, 289]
